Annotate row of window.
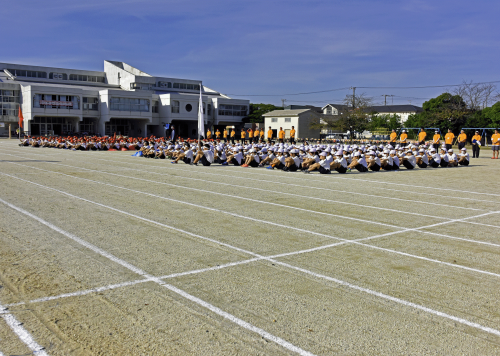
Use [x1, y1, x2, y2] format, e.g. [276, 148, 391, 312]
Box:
[270, 117, 292, 122]
[33, 117, 71, 124]
[5, 68, 105, 83]
[33, 94, 80, 109]
[132, 82, 201, 91]
[83, 97, 99, 111]
[109, 97, 150, 112]
[1, 90, 21, 115]
[218, 104, 247, 117]
[172, 83, 200, 90]
[1, 90, 20, 97]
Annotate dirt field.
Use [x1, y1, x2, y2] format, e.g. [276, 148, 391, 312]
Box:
[1, 138, 499, 355]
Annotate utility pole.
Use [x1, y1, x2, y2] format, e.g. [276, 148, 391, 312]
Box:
[350, 87, 356, 109]
[381, 94, 394, 106]
[281, 98, 287, 108]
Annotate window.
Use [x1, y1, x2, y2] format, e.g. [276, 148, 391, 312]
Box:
[172, 83, 201, 91]
[33, 94, 79, 109]
[80, 118, 95, 134]
[207, 104, 211, 116]
[69, 74, 105, 82]
[271, 118, 278, 123]
[326, 107, 332, 114]
[109, 97, 150, 112]
[83, 97, 99, 110]
[171, 100, 180, 113]
[0, 90, 20, 117]
[49, 73, 67, 80]
[152, 100, 159, 113]
[284, 118, 291, 122]
[218, 104, 248, 116]
[130, 83, 153, 90]
[185, 104, 192, 112]
[158, 81, 172, 88]
[7, 69, 46, 78]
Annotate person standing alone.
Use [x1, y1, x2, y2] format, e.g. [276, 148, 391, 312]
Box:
[492, 129, 500, 159]
[445, 129, 455, 151]
[472, 131, 481, 158]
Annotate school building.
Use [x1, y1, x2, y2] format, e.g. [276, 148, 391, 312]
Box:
[0, 60, 249, 138]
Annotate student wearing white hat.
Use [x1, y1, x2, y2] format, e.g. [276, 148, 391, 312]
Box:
[416, 149, 429, 168]
[301, 148, 320, 170]
[305, 152, 331, 174]
[224, 148, 244, 166]
[447, 149, 458, 167]
[458, 147, 470, 166]
[428, 148, 441, 168]
[330, 151, 348, 173]
[284, 149, 301, 171]
[171, 143, 194, 164]
[439, 148, 449, 167]
[241, 148, 260, 167]
[401, 150, 416, 170]
[192, 142, 214, 166]
[347, 152, 368, 172]
[367, 151, 381, 171]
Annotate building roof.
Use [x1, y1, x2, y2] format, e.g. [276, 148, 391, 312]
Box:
[284, 105, 322, 113]
[263, 109, 315, 116]
[323, 103, 349, 110]
[367, 105, 423, 113]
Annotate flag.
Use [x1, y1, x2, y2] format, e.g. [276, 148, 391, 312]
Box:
[18, 107, 24, 129]
[198, 85, 204, 139]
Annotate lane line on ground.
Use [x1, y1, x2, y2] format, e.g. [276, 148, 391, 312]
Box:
[0, 302, 49, 356]
[2, 175, 500, 341]
[2, 195, 500, 341]
[0, 198, 314, 356]
[5, 161, 500, 278]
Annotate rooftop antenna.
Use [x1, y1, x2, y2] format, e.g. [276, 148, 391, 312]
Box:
[281, 98, 287, 108]
[381, 94, 394, 106]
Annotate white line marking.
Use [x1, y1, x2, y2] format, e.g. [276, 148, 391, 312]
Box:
[2, 177, 500, 339]
[3, 163, 500, 280]
[0, 303, 49, 356]
[0, 198, 314, 356]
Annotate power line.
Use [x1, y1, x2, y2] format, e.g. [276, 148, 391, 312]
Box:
[223, 80, 500, 97]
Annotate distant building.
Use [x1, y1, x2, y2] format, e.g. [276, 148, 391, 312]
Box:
[367, 105, 423, 123]
[263, 109, 321, 139]
[0, 60, 249, 137]
[322, 104, 349, 115]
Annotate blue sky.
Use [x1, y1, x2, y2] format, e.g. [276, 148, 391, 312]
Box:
[3, 0, 499, 106]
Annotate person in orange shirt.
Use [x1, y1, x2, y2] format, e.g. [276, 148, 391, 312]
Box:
[278, 127, 285, 143]
[260, 129, 264, 141]
[389, 129, 397, 146]
[223, 128, 228, 142]
[247, 128, 253, 143]
[230, 128, 236, 144]
[253, 128, 259, 143]
[418, 128, 427, 145]
[290, 126, 296, 144]
[492, 128, 500, 159]
[471, 130, 481, 158]
[215, 129, 221, 140]
[240, 128, 246, 143]
[445, 129, 455, 151]
[267, 126, 273, 143]
[457, 129, 467, 151]
[399, 130, 408, 147]
[432, 130, 441, 151]
[206, 129, 212, 140]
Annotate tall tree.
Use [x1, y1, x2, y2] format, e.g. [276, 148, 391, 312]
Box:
[243, 103, 283, 123]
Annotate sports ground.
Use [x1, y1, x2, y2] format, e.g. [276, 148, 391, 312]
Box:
[1, 138, 499, 355]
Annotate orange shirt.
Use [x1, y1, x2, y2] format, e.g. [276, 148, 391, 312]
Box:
[390, 132, 397, 142]
[492, 133, 500, 146]
[445, 133, 455, 144]
[400, 133, 408, 142]
[267, 129, 273, 138]
[230, 130, 235, 137]
[248, 129, 253, 138]
[458, 133, 467, 143]
[260, 130, 264, 137]
[241, 130, 246, 138]
[254, 129, 259, 137]
[215, 130, 221, 138]
[472, 134, 481, 143]
[433, 134, 440, 143]
[223, 130, 228, 138]
[418, 131, 427, 142]
[206, 130, 212, 139]
[290, 129, 296, 138]
[278, 130, 285, 139]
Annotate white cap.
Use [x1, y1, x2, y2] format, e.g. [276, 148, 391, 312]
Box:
[320, 152, 327, 156]
[461, 147, 466, 151]
[448, 149, 453, 153]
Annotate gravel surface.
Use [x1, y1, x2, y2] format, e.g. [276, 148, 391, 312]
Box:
[1, 139, 499, 355]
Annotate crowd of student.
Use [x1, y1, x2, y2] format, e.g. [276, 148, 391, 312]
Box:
[20, 131, 500, 174]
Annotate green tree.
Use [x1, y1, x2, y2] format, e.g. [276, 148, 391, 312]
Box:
[367, 114, 402, 132]
[482, 101, 500, 128]
[243, 103, 283, 123]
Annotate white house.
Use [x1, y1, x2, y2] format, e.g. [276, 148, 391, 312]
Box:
[263, 109, 321, 139]
[0, 60, 249, 137]
[367, 105, 423, 124]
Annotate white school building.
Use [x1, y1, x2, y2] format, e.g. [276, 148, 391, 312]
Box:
[0, 60, 249, 138]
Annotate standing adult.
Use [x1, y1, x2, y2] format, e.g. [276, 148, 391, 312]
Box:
[418, 128, 427, 146]
[432, 130, 441, 152]
[457, 129, 467, 151]
[400, 130, 408, 148]
[290, 126, 296, 144]
[230, 128, 236, 144]
[253, 128, 259, 143]
[389, 129, 397, 147]
[278, 127, 285, 144]
[170, 126, 176, 142]
[247, 127, 253, 143]
[471, 130, 481, 158]
[492, 129, 500, 159]
[267, 126, 273, 143]
[240, 128, 246, 144]
[223, 128, 228, 142]
[445, 129, 455, 151]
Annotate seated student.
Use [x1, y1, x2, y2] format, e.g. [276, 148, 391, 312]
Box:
[380, 150, 394, 170]
[347, 152, 368, 172]
[447, 148, 458, 167]
[427, 148, 441, 168]
[401, 150, 417, 170]
[214, 146, 227, 164]
[330, 151, 348, 173]
[171, 143, 194, 164]
[390, 150, 400, 170]
[284, 149, 301, 171]
[155, 148, 166, 159]
[241, 148, 260, 167]
[224, 147, 244, 166]
[439, 148, 450, 167]
[259, 147, 275, 166]
[193, 142, 214, 166]
[458, 147, 470, 166]
[305, 151, 331, 174]
[367, 151, 381, 171]
[301, 148, 320, 170]
[416, 149, 429, 168]
[267, 149, 286, 170]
